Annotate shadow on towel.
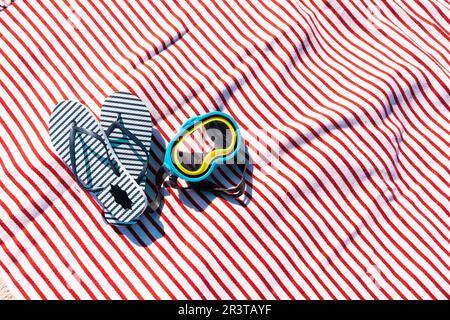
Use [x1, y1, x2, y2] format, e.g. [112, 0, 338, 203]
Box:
[113, 129, 167, 247]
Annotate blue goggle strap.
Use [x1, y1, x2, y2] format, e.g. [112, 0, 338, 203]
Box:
[148, 158, 247, 211]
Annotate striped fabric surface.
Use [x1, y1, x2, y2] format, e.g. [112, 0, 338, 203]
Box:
[0, 0, 449, 299]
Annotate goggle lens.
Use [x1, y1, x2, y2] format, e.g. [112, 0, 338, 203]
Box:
[165, 112, 241, 181]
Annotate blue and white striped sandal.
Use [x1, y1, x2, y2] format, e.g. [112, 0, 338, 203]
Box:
[100, 92, 153, 226]
[49, 100, 148, 225]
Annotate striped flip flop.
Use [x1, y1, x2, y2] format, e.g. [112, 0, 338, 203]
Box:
[100, 92, 153, 225]
[49, 100, 148, 225]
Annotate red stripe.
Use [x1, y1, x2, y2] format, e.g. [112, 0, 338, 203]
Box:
[0, 258, 29, 299]
[0, 180, 68, 299]
[0, 149, 104, 299]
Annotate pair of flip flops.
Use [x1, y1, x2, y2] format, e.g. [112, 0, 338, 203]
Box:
[49, 92, 153, 226]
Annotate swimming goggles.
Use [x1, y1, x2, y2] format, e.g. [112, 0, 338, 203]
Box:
[149, 111, 247, 210]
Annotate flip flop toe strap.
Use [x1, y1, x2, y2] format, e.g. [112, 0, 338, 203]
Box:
[104, 114, 150, 184]
[69, 122, 119, 192]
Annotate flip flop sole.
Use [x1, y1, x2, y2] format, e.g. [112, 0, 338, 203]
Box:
[49, 100, 148, 224]
[101, 91, 153, 188]
[100, 92, 153, 226]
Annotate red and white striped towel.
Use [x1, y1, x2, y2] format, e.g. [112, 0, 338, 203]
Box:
[0, 0, 449, 299]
